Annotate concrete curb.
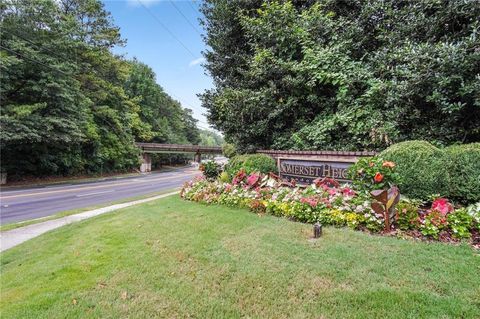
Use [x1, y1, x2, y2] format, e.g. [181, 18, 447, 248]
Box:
[0, 191, 180, 252]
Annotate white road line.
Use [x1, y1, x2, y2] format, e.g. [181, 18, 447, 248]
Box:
[0, 172, 199, 199]
[75, 190, 115, 197]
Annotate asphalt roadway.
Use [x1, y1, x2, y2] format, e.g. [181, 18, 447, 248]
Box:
[0, 167, 200, 225]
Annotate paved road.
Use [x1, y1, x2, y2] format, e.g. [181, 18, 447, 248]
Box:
[0, 168, 200, 224]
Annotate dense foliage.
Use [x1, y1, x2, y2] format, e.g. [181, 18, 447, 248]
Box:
[199, 160, 221, 180]
[221, 143, 236, 158]
[444, 143, 480, 204]
[380, 141, 447, 200]
[199, 129, 224, 147]
[200, 0, 480, 152]
[181, 173, 480, 245]
[348, 157, 400, 191]
[0, 0, 200, 178]
[225, 154, 277, 177]
[380, 141, 480, 203]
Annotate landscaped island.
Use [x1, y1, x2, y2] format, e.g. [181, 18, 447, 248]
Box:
[187, 141, 480, 247]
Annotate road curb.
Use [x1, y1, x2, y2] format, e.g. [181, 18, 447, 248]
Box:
[0, 191, 180, 252]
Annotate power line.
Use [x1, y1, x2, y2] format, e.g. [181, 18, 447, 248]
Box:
[0, 45, 70, 75]
[166, 92, 212, 126]
[137, 0, 197, 59]
[169, 92, 201, 110]
[169, 0, 202, 36]
[2, 30, 100, 77]
[5, 30, 69, 62]
[187, 0, 199, 14]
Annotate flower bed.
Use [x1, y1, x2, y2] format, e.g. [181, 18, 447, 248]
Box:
[181, 169, 480, 247]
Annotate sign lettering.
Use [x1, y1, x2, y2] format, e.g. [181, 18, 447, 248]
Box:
[278, 158, 353, 184]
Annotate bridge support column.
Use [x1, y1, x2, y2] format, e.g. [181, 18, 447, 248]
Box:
[194, 152, 202, 163]
[140, 153, 152, 173]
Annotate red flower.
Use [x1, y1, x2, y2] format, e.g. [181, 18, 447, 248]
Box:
[374, 172, 384, 183]
[232, 169, 247, 185]
[431, 198, 453, 215]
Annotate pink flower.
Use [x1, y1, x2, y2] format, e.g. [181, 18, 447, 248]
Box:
[247, 173, 260, 187]
[342, 187, 356, 197]
[301, 197, 318, 208]
[431, 198, 453, 215]
[328, 188, 337, 196]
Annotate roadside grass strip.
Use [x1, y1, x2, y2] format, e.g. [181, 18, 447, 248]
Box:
[0, 191, 179, 251]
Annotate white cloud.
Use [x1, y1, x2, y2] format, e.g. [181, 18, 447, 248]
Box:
[127, 0, 162, 7]
[189, 57, 205, 67]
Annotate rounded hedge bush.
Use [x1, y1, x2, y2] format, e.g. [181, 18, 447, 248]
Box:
[380, 140, 448, 200]
[226, 154, 277, 175]
[444, 143, 480, 204]
[225, 154, 249, 176]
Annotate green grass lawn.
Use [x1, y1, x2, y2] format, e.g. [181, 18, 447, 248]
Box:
[1, 196, 479, 318]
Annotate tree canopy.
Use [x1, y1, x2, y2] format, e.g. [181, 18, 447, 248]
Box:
[1, 0, 201, 178]
[199, 129, 224, 147]
[200, 0, 480, 152]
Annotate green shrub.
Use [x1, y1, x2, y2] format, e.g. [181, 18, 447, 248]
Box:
[421, 210, 448, 239]
[348, 157, 400, 191]
[244, 154, 277, 174]
[226, 154, 277, 176]
[200, 160, 220, 180]
[396, 200, 421, 231]
[447, 208, 473, 239]
[380, 140, 447, 201]
[225, 154, 248, 176]
[219, 171, 231, 183]
[466, 202, 480, 231]
[444, 143, 480, 204]
[222, 143, 237, 158]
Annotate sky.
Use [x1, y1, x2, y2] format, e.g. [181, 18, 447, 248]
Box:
[102, 0, 213, 130]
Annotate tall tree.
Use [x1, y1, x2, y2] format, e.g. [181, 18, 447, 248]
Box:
[200, 0, 480, 152]
[199, 129, 224, 146]
[1, 0, 89, 175]
[1, 0, 200, 178]
[181, 108, 201, 145]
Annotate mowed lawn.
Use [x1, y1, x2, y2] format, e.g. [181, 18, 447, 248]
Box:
[1, 196, 479, 318]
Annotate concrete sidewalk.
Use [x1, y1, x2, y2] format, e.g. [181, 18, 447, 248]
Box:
[0, 191, 179, 252]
